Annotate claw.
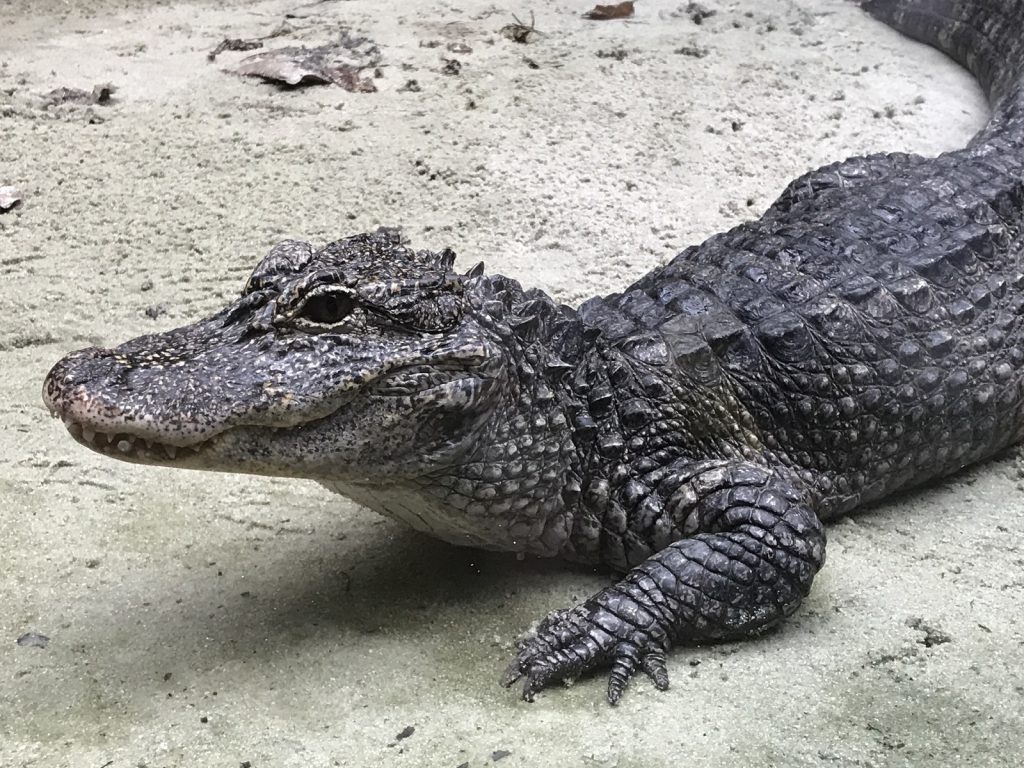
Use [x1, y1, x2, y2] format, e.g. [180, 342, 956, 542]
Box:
[606, 643, 640, 705]
[500, 662, 523, 689]
[522, 679, 537, 703]
[502, 596, 671, 703]
[641, 650, 670, 691]
[606, 663, 634, 704]
[520, 658, 560, 702]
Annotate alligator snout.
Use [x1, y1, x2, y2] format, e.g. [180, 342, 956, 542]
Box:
[43, 345, 216, 461]
[42, 346, 118, 420]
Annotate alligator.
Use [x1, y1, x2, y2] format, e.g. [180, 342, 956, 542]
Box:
[42, 0, 1024, 703]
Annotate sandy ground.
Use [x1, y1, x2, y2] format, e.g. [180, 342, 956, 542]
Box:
[1, 0, 1022, 765]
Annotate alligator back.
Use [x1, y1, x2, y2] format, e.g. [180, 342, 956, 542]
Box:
[579, 0, 1024, 517]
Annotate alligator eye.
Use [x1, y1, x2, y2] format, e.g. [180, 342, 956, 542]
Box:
[299, 292, 354, 325]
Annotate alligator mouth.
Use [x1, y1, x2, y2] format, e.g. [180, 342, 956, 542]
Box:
[44, 346, 486, 466]
[58, 415, 210, 462]
[47, 373, 452, 465]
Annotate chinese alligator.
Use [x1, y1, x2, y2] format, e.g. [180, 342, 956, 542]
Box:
[42, 0, 1024, 703]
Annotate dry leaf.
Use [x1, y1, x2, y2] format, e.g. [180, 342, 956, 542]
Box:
[583, 1, 635, 20]
[91, 83, 115, 104]
[0, 185, 22, 212]
[208, 38, 263, 62]
[684, 2, 716, 24]
[43, 83, 116, 106]
[207, 22, 295, 62]
[234, 33, 381, 91]
[500, 12, 539, 44]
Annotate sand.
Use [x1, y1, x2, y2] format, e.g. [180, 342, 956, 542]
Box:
[1, 0, 1022, 765]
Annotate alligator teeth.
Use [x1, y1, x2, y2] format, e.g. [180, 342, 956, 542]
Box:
[82, 428, 95, 443]
[164, 444, 177, 459]
[105, 432, 116, 444]
[117, 439, 132, 453]
[144, 439, 153, 450]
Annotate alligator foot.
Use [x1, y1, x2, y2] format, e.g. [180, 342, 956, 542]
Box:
[503, 461, 827, 704]
[502, 596, 671, 704]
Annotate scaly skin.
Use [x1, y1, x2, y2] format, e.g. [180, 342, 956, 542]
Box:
[42, 1, 1024, 703]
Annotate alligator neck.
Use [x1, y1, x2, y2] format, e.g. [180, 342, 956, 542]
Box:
[322, 276, 588, 554]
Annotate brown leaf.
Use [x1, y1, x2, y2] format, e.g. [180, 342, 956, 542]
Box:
[43, 83, 116, 106]
[327, 67, 378, 93]
[0, 185, 22, 212]
[208, 38, 263, 62]
[44, 87, 91, 104]
[583, 1, 635, 20]
[233, 33, 381, 91]
[91, 83, 115, 104]
[236, 51, 330, 86]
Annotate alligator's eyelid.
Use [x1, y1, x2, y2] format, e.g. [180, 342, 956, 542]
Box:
[303, 284, 358, 300]
[292, 288, 359, 327]
[291, 285, 357, 310]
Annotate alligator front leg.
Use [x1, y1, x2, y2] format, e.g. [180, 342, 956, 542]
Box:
[502, 461, 827, 703]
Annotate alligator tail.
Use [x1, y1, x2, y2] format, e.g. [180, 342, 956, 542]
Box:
[862, 0, 1024, 131]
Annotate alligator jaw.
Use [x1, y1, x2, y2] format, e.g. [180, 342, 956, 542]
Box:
[44, 395, 215, 465]
[41, 349, 219, 466]
[54, 413, 209, 463]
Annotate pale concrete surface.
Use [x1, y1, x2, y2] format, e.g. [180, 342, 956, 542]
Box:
[1, 1, 1022, 766]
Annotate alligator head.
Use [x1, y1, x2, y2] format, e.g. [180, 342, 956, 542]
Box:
[42, 231, 510, 481]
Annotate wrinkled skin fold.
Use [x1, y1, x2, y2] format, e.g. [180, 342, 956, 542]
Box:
[43, 0, 1024, 703]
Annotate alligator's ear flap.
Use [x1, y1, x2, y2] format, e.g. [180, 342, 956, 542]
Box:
[465, 261, 485, 278]
[244, 240, 314, 295]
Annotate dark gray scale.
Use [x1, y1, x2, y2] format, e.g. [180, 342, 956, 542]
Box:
[41, 0, 1024, 706]
[714, 154, 1021, 512]
[768, 154, 920, 214]
[491, 0, 1024, 701]
[578, 132, 1024, 521]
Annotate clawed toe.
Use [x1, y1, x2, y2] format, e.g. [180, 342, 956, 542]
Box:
[641, 650, 670, 690]
[502, 605, 670, 703]
[607, 644, 670, 704]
